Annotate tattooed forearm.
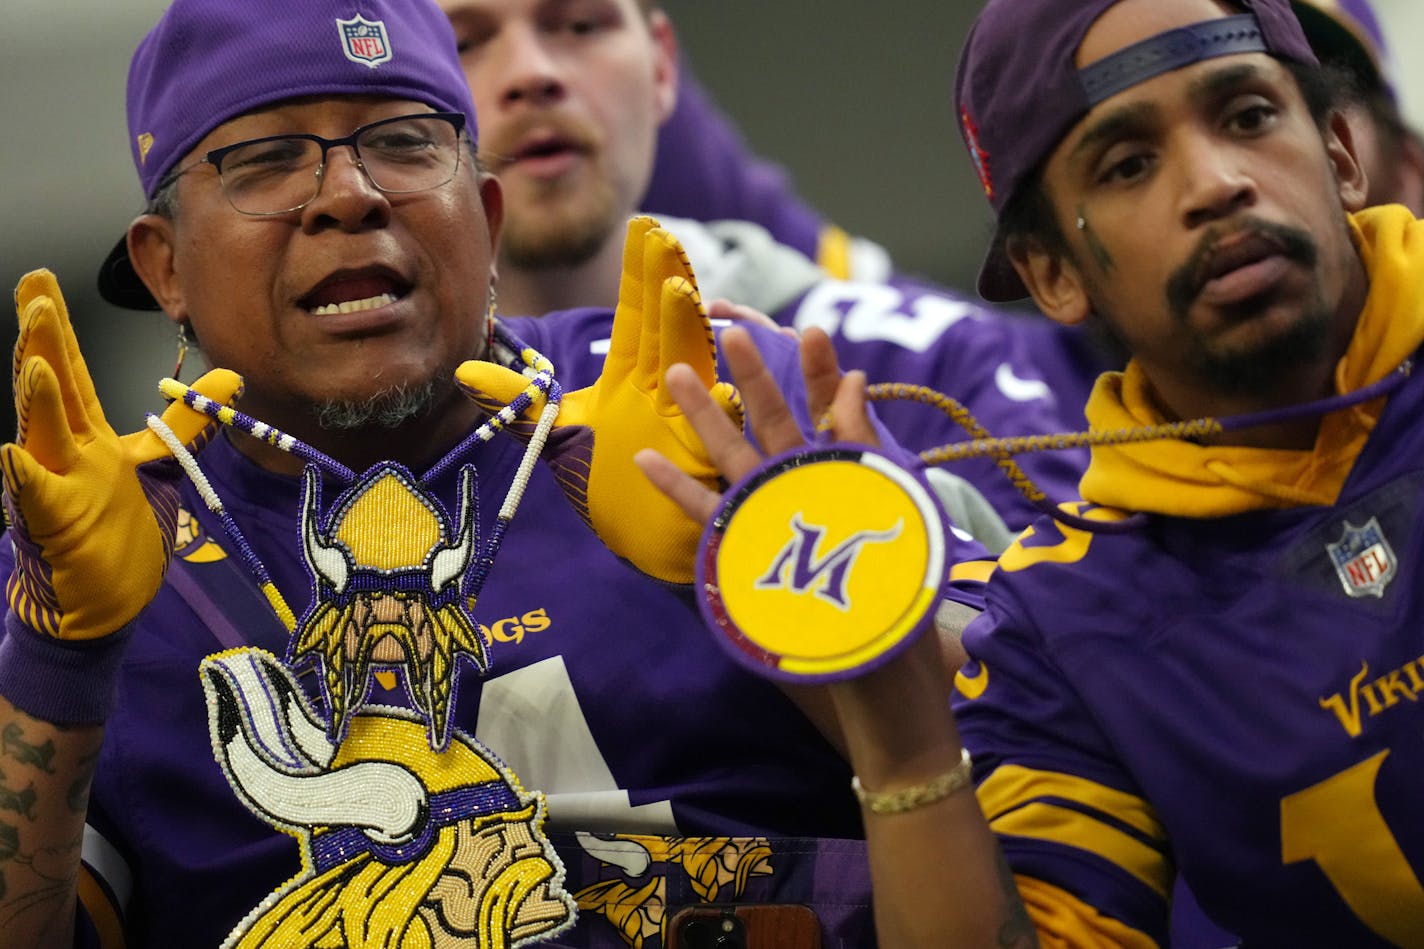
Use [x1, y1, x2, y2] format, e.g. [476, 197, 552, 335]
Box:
[0, 770, 38, 822]
[66, 751, 99, 815]
[0, 826, 85, 945]
[2, 723, 56, 775]
[0, 701, 102, 947]
[995, 853, 1039, 949]
[0, 821, 18, 865]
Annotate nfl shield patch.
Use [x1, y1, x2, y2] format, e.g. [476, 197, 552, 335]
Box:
[1327, 516, 1397, 599]
[336, 16, 392, 68]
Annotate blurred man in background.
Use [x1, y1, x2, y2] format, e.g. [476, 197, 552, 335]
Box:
[439, 0, 1092, 544]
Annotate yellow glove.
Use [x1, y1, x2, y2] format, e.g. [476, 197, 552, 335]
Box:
[2, 270, 244, 640]
[457, 216, 743, 584]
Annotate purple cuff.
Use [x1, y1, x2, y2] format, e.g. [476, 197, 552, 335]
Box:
[0, 613, 133, 726]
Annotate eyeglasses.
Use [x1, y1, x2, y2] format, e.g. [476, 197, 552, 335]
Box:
[165, 112, 467, 216]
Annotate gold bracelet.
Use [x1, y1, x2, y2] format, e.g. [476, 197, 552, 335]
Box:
[851, 747, 973, 815]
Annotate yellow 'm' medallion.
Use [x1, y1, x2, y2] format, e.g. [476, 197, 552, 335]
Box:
[698, 446, 946, 681]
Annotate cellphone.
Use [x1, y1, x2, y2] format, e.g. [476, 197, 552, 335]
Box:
[666, 903, 822, 949]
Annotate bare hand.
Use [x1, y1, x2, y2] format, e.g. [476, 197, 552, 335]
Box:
[706, 298, 799, 340]
[635, 325, 877, 524]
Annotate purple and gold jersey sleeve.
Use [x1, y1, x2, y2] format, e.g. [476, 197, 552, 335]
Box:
[75, 840, 131, 949]
[953, 548, 1171, 947]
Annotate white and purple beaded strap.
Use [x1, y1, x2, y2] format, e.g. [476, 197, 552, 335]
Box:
[148, 320, 563, 624]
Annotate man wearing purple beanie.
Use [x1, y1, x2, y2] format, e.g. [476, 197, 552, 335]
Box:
[0, 0, 912, 946]
[649, 0, 1424, 944]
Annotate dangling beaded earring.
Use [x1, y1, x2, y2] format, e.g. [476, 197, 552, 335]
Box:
[173, 323, 193, 380]
[486, 285, 498, 352]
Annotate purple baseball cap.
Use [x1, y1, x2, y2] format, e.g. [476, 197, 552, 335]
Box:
[955, 0, 1318, 302]
[98, 0, 479, 310]
[1291, 0, 1395, 99]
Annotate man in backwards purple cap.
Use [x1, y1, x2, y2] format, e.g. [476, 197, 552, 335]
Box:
[647, 0, 1424, 944]
[0, 0, 903, 945]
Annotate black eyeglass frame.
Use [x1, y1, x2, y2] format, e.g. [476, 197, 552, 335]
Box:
[157, 111, 468, 216]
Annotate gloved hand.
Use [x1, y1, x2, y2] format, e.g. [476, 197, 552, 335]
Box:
[2, 270, 243, 640]
[457, 216, 743, 584]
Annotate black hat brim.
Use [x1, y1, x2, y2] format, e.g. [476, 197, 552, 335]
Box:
[97, 233, 161, 311]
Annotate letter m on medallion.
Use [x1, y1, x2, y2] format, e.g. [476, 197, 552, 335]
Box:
[756, 514, 902, 610]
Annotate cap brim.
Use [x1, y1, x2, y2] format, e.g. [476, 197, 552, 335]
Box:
[975, 229, 1029, 303]
[97, 234, 161, 311]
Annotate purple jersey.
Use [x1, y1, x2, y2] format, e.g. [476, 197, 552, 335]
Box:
[954, 208, 1424, 946]
[23, 309, 895, 948]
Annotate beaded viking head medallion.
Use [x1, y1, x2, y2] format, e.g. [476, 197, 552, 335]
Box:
[292, 463, 488, 751]
[160, 321, 558, 750]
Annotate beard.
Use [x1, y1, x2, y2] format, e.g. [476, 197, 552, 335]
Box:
[499, 176, 622, 270]
[312, 380, 439, 431]
[1158, 216, 1333, 396]
[1179, 300, 1332, 396]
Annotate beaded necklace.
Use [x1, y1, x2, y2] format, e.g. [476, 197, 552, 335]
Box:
[146, 320, 562, 634]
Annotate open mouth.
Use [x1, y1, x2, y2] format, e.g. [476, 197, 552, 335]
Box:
[1192, 231, 1299, 310]
[301, 268, 411, 316]
[1198, 231, 1286, 287]
[514, 134, 579, 162]
[1169, 222, 1313, 314]
[484, 126, 590, 173]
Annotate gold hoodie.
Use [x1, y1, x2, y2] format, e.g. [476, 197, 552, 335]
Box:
[1078, 205, 1424, 519]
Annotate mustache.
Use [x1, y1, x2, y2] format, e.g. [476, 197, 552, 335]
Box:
[477, 111, 602, 168]
[1165, 218, 1317, 316]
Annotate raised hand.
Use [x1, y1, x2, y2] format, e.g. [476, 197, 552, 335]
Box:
[457, 216, 742, 584]
[2, 270, 242, 639]
[634, 324, 874, 522]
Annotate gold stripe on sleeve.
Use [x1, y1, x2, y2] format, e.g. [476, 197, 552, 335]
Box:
[816, 225, 853, 280]
[1016, 874, 1162, 948]
[978, 764, 1165, 839]
[949, 558, 998, 584]
[992, 801, 1171, 898]
[979, 764, 1170, 898]
[78, 864, 128, 949]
